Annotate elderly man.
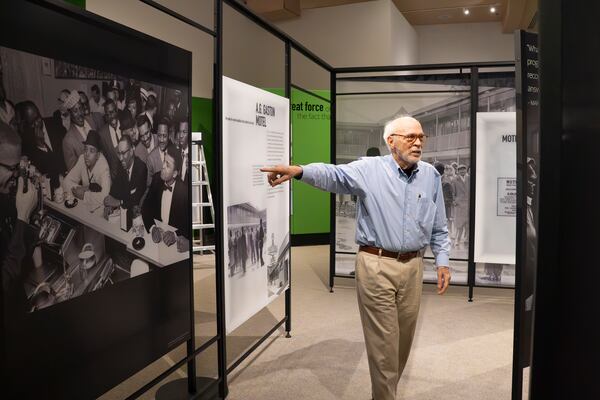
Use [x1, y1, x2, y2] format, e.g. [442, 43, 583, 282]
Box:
[104, 135, 147, 229]
[61, 90, 97, 171]
[261, 116, 451, 400]
[63, 130, 110, 211]
[134, 114, 157, 164]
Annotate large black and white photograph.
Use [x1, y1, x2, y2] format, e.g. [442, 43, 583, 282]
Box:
[0, 45, 190, 313]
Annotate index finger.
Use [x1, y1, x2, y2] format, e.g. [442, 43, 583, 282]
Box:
[259, 166, 278, 172]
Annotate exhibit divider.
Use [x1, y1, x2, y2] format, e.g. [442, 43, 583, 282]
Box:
[329, 62, 516, 301]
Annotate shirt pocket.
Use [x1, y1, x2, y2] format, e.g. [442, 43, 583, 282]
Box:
[416, 194, 437, 242]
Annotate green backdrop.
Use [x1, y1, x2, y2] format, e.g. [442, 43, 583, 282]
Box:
[191, 88, 331, 235]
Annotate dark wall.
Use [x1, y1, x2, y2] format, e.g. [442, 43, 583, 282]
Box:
[532, 2, 600, 399]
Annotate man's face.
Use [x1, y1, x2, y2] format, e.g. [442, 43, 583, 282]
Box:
[117, 140, 134, 171]
[127, 100, 137, 118]
[139, 122, 152, 148]
[166, 103, 176, 119]
[458, 168, 467, 177]
[69, 101, 85, 127]
[83, 144, 99, 169]
[160, 153, 178, 183]
[105, 102, 118, 128]
[157, 125, 169, 151]
[0, 144, 20, 193]
[23, 105, 44, 145]
[122, 127, 139, 145]
[386, 119, 424, 167]
[91, 89, 100, 103]
[177, 122, 189, 150]
[79, 93, 90, 116]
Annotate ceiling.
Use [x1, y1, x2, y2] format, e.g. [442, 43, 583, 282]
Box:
[244, 0, 537, 32]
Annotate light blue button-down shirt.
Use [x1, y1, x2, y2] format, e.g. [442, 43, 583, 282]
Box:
[301, 155, 450, 267]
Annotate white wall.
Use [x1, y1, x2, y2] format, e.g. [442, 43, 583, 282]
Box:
[415, 22, 515, 64]
[276, 0, 418, 69]
[86, 0, 214, 98]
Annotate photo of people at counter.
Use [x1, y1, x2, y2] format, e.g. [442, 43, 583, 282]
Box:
[0, 45, 190, 314]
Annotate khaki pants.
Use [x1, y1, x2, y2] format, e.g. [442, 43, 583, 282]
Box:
[355, 250, 424, 400]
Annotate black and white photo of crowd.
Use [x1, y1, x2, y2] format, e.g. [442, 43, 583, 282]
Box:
[0, 45, 190, 314]
[227, 203, 266, 278]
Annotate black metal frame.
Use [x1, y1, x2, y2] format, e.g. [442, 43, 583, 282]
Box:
[328, 62, 517, 302]
[19, 1, 526, 399]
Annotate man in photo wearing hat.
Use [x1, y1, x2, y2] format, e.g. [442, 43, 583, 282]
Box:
[61, 90, 98, 171]
[63, 129, 111, 211]
[98, 99, 123, 179]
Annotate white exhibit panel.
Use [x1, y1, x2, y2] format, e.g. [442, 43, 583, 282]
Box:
[474, 112, 517, 264]
[222, 76, 290, 334]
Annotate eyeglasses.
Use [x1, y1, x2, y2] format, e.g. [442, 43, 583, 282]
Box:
[0, 161, 20, 174]
[390, 133, 428, 144]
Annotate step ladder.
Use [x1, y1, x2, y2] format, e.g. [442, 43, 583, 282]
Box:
[191, 132, 215, 255]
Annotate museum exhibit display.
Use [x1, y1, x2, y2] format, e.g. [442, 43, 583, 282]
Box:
[222, 76, 290, 334]
[330, 64, 516, 294]
[0, 1, 192, 398]
[474, 111, 517, 265]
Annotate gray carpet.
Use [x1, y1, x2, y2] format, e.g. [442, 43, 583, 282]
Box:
[99, 245, 515, 399]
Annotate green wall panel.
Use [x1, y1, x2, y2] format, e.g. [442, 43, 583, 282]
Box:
[192, 87, 331, 236]
[191, 97, 214, 186]
[64, 0, 85, 8]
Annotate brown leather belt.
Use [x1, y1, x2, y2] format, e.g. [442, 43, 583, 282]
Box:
[359, 245, 421, 262]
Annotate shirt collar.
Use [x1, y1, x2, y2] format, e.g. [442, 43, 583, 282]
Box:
[385, 155, 420, 179]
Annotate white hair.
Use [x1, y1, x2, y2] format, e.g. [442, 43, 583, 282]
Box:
[382, 115, 414, 151]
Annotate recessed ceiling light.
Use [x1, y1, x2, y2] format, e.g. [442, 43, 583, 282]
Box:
[490, 6, 496, 13]
[464, 9, 470, 16]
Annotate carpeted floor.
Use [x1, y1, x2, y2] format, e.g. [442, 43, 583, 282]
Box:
[100, 245, 515, 399]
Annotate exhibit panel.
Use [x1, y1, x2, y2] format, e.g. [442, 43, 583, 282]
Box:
[0, 2, 192, 398]
[222, 76, 290, 334]
[474, 71, 517, 288]
[474, 112, 517, 265]
[334, 71, 473, 283]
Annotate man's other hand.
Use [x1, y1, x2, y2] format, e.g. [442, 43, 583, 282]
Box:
[260, 165, 302, 187]
[437, 266, 451, 295]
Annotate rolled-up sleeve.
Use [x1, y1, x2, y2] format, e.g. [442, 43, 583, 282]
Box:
[300, 161, 367, 197]
[430, 176, 451, 267]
